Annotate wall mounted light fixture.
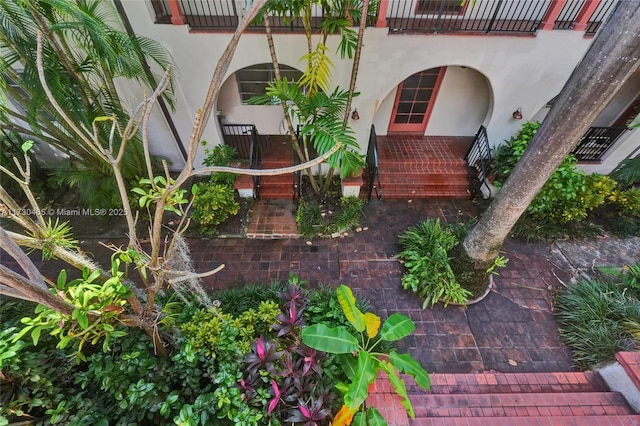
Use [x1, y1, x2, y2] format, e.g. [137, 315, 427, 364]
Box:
[512, 108, 523, 120]
[351, 109, 360, 120]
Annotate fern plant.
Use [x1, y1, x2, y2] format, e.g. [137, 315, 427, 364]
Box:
[396, 219, 472, 307]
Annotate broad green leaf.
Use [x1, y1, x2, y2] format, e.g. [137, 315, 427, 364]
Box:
[301, 324, 358, 354]
[337, 285, 365, 332]
[339, 353, 358, 380]
[379, 361, 414, 418]
[367, 407, 387, 426]
[364, 312, 381, 338]
[389, 351, 431, 391]
[352, 411, 366, 426]
[381, 313, 415, 341]
[344, 350, 378, 409]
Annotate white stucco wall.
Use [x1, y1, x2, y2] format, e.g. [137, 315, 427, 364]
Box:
[118, 0, 635, 170]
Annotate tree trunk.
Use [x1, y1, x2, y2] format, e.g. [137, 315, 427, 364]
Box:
[264, 12, 321, 193]
[458, 1, 640, 296]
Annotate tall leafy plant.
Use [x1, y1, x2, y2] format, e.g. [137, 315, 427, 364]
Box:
[256, 0, 365, 194]
[302, 285, 430, 426]
[0, 0, 174, 208]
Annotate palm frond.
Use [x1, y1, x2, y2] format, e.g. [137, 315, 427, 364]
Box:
[611, 157, 640, 186]
[298, 43, 333, 95]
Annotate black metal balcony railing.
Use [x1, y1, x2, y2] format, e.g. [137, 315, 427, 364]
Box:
[553, 0, 617, 34]
[572, 126, 628, 162]
[386, 0, 552, 34]
[151, 0, 618, 36]
[153, 0, 377, 31]
[585, 0, 618, 35]
[553, 0, 586, 29]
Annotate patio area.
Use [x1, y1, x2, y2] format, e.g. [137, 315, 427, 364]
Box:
[193, 198, 576, 374]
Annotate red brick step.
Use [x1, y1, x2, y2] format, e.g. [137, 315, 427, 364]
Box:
[368, 371, 640, 426]
[410, 415, 640, 425]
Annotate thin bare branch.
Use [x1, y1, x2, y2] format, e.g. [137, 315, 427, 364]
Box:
[36, 32, 100, 156]
[168, 263, 225, 284]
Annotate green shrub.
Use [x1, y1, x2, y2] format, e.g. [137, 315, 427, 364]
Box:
[214, 283, 284, 317]
[202, 144, 238, 187]
[609, 188, 640, 217]
[0, 314, 75, 425]
[556, 264, 640, 369]
[395, 219, 472, 307]
[191, 182, 240, 234]
[493, 122, 620, 237]
[180, 301, 280, 357]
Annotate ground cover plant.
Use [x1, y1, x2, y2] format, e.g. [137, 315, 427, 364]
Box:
[296, 177, 365, 239]
[1, 278, 426, 425]
[556, 263, 640, 370]
[492, 121, 640, 241]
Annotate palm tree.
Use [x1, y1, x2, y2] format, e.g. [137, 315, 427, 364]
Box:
[0, 0, 174, 207]
[256, 0, 364, 194]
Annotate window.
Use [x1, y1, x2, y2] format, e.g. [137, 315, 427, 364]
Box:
[415, 0, 465, 15]
[236, 63, 303, 104]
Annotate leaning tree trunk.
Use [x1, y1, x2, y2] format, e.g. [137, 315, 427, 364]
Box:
[456, 1, 640, 297]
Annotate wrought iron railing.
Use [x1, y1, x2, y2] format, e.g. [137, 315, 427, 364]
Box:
[221, 123, 261, 198]
[585, 0, 618, 35]
[553, 0, 586, 29]
[572, 126, 627, 161]
[152, 0, 615, 35]
[366, 125, 382, 200]
[465, 125, 492, 199]
[153, 0, 378, 31]
[221, 123, 255, 158]
[386, 0, 552, 34]
[553, 0, 618, 33]
[249, 130, 261, 199]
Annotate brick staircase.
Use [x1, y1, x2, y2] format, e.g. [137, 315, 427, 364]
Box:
[370, 135, 474, 199]
[369, 370, 640, 425]
[258, 137, 295, 199]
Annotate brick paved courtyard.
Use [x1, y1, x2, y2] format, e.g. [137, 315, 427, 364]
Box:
[192, 199, 575, 374]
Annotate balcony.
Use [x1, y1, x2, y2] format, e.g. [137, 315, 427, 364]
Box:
[151, 0, 618, 36]
[572, 126, 628, 162]
[150, 0, 376, 31]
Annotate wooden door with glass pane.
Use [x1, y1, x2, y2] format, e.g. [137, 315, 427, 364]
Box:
[388, 67, 446, 133]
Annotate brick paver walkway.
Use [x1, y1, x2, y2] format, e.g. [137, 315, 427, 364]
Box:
[194, 199, 575, 374]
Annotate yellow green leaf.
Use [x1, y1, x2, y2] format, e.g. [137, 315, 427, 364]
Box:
[364, 312, 381, 338]
[337, 285, 365, 332]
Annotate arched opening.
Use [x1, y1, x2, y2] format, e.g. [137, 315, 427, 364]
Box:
[375, 65, 492, 137]
[217, 63, 303, 135]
